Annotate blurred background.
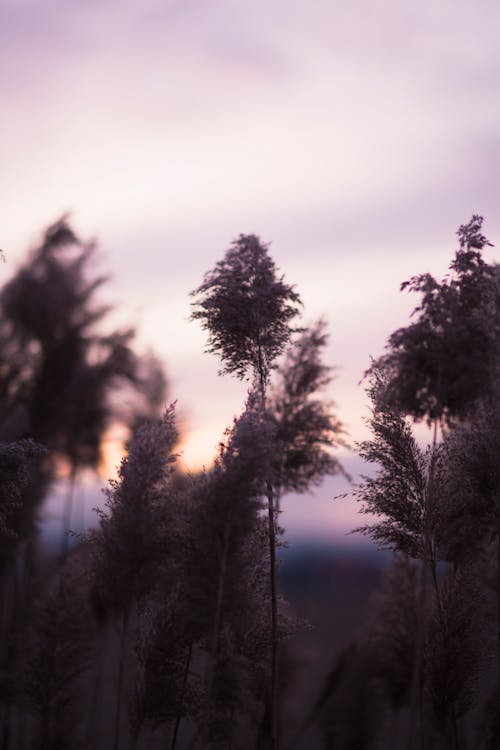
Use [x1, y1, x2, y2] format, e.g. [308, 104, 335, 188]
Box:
[3, 1, 500, 537]
[2, 3, 500, 748]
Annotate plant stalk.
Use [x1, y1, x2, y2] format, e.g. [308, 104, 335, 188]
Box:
[170, 642, 193, 750]
[267, 480, 279, 750]
[114, 607, 130, 750]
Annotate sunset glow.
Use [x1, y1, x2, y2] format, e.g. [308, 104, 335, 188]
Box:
[3, 0, 500, 534]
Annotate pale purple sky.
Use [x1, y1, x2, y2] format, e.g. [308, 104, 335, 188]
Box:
[3, 0, 500, 539]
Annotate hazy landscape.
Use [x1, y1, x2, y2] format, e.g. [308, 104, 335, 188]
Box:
[2, 2, 500, 748]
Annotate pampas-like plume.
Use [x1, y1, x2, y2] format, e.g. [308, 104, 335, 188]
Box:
[267, 319, 347, 495]
[350, 370, 451, 749]
[88, 404, 178, 750]
[90, 403, 178, 615]
[366, 215, 498, 424]
[179, 393, 298, 748]
[181, 393, 269, 642]
[191, 235, 303, 750]
[352, 372, 447, 564]
[190, 234, 301, 385]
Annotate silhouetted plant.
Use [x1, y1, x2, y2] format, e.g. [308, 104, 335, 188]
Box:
[0, 219, 127, 451]
[267, 319, 347, 495]
[358, 217, 499, 747]
[0, 217, 155, 559]
[352, 373, 451, 748]
[180, 395, 273, 746]
[190, 234, 301, 386]
[368, 215, 498, 424]
[90, 403, 178, 614]
[352, 370, 447, 569]
[191, 234, 302, 749]
[89, 404, 178, 750]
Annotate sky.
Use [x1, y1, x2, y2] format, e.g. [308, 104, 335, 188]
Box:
[3, 0, 500, 540]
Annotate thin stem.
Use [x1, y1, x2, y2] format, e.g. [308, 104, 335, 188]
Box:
[114, 607, 130, 750]
[170, 642, 193, 750]
[408, 556, 427, 750]
[210, 518, 231, 662]
[202, 513, 232, 745]
[267, 480, 279, 750]
[257, 357, 279, 750]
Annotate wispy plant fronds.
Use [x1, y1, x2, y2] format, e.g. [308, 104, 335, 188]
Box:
[0, 217, 136, 456]
[352, 378, 446, 559]
[90, 404, 178, 615]
[367, 215, 498, 424]
[231, 515, 305, 708]
[181, 395, 269, 640]
[235, 517, 274, 672]
[0, 216, 161, 564]
[267, 319, 347, 494]
[179, 400, 286, 749]
[191, 234, 304, 750]
[190, 234, 301, 384]
[219, 388, 274, 490]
